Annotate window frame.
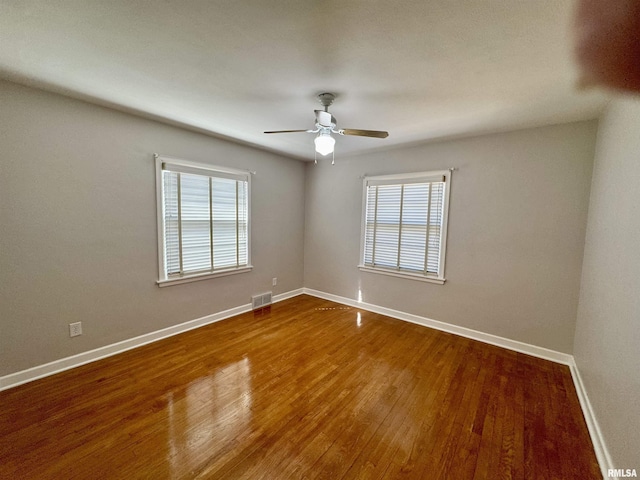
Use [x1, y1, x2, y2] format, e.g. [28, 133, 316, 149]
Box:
[155, 154, 252, 287]
[358, 169, 452, 285]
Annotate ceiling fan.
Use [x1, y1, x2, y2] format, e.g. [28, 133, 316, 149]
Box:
[264, 93, 389, 163]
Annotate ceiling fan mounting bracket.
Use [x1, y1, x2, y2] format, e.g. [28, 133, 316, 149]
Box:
[317, 92, 336, 111]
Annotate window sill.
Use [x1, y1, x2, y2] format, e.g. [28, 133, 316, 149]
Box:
[358, 265, 446, 285]
[157, 265, 253, 287]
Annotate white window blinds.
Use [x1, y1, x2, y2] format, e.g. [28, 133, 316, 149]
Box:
[362, 171, 450, 281]
[157, 157, 250, 281]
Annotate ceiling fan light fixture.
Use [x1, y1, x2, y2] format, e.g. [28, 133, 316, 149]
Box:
[314, 132, 335, 156]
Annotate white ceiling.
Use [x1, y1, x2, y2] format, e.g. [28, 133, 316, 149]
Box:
[0, 0, 608, 161]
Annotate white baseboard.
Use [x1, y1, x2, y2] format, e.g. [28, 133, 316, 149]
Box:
[568, 360, 613, 478]
[303, 287, 613, 477]
[302, 288, 573, 365]
[0, 285, 612, 479]
[0, 286, 570, 390]
[0, 288, 304, 392]
[273, 288, 304, 302]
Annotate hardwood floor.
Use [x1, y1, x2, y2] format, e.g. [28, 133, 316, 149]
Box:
[0, 295, 601, 479]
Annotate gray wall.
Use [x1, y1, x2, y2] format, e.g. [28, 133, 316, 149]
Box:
[4, 77, 635, 469]
[574, 98, 640, 468]
[0, 80, 305, 376]
[304, 122, 597, 353]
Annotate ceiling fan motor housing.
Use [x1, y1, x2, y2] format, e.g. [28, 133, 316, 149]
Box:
[315, 110, 336, 128]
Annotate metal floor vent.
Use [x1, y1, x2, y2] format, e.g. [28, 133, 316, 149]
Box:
[252, 292, 272, 310]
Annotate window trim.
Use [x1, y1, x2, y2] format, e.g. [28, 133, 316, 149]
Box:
[154, 154, 252, 287]
[358, 169, 452, 284]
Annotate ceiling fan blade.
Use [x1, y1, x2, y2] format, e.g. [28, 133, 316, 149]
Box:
[339, 129, 389, 138]
[264, 129, 311, 134]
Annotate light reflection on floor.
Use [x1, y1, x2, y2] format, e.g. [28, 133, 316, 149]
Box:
[167, 357, 252, 475]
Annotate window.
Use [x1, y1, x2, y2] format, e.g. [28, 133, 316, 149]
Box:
[155, 155, 251, 286]
[359, 170, 451, 284]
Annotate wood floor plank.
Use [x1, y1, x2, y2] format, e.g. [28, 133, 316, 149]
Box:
[0, 295, 601, 479]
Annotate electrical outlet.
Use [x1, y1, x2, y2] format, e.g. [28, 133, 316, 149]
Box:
[272, 277, 277, 286]
[69, 322, 82, 337]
